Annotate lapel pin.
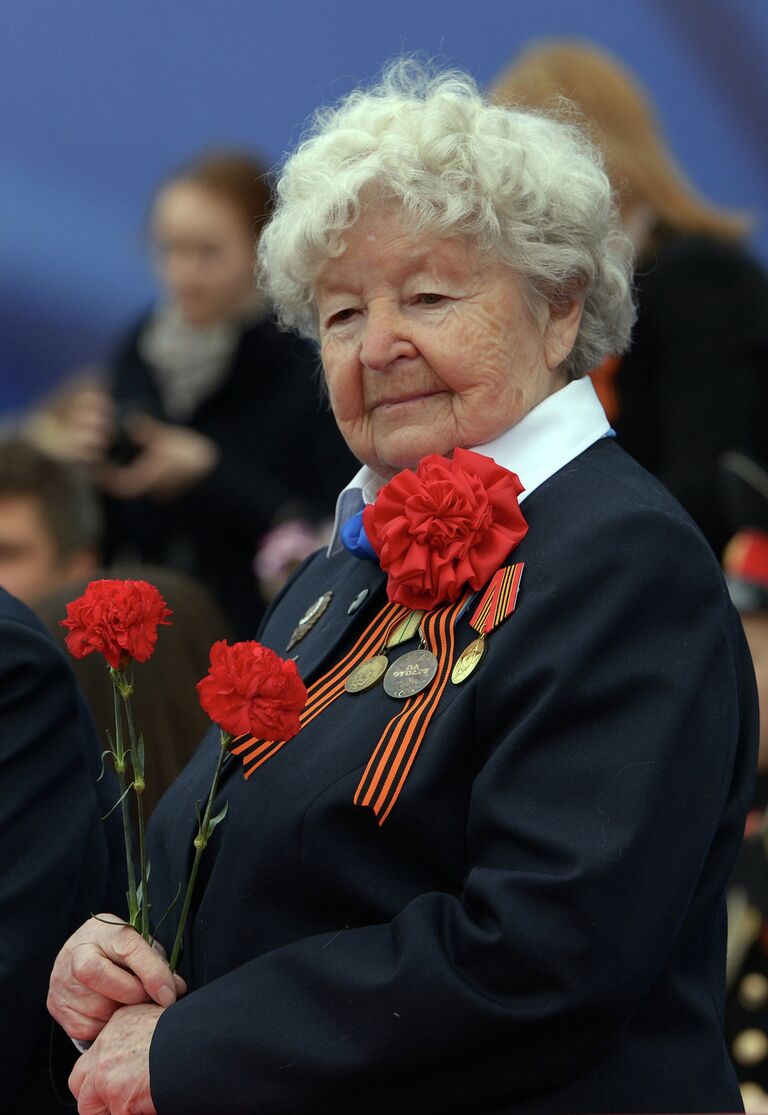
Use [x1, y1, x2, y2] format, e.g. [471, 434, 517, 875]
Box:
[286, 591, 333, 651]
[347, 588, 369, 615]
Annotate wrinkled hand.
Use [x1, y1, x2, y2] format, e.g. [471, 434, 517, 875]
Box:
[69, 1002, 162, 1114]
[98, 416, 219, 500]
[48, 915, 186, 1042]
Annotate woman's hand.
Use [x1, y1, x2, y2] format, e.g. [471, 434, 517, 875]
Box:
[25, 385, 117, 466]
[69, 1002, 162, 1114]
[48, 916, 186, 1042]
[98, 416, 219, 500]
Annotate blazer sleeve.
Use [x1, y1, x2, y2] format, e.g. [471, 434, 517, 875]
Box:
[148, 499, 756, 1113]
[0, 607, 112, 1104]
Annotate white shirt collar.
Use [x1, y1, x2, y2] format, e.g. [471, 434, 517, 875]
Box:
[327, 377, 610, 556]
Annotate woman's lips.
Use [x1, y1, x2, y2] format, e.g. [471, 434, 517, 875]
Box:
[375, 389, 445, 410]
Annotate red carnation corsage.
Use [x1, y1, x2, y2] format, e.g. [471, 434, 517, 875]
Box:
[363, 447, 528, 610]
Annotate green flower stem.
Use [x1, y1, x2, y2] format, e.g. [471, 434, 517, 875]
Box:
[169, 731, 231, 973]
[111, 677, 139, 929]
[120, 680, 150, 942]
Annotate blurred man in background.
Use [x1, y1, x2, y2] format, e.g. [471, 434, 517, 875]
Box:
[0, 438, 100, 606]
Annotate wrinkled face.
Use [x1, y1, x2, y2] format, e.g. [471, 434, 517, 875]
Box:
[314, 208, 581, 477]
[151, 181, 256, 326]
[0, 495, 92, 605]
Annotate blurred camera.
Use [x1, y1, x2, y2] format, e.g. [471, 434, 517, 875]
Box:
[108, 412, 142, 466]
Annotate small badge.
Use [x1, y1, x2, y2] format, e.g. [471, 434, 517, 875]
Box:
[347, 588, 369, 615]
[286, 591, 333, 651]
[383, 649, 438, 699]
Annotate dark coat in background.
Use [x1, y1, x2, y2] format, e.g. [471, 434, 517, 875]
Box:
[106, 313, 356, 637]
[146, 439, 757, 1114]
[0, 590, 123, 1114]
[616, 234, 768, 556]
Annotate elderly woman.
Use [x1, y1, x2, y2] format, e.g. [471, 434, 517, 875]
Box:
[49, 65, 756, 1114]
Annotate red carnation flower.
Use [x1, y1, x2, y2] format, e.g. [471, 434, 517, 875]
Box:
[363, 447, 528, 610]
[197, 640, 307, 742]
[62, 579, 172, 669]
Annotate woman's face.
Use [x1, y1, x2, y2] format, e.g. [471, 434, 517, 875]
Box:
[315, 208, 581, 477]
[151, 181, 256, 326]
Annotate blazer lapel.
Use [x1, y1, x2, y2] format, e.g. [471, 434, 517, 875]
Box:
[263, 550, 388, 684]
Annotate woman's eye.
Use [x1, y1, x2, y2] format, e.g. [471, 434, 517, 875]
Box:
[417, 292, 445, 305]
[328, 308, 358, 325]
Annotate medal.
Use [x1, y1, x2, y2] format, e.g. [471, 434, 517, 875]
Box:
[344, 654, 389, 692]
[451, 635, 486, 684]
[286, 591, 333, 651]
[383, 648, 438, 698]
[345, 610, 425, 694]
[452, 564, 524, 685]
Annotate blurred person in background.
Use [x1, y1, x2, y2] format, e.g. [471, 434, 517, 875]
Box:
[720, 453, 768, 1111]
[491, 39, 768, 556]
[0, 437, 101, 606]
[26, 151, 355, 636]
[0, 438, 231, 816]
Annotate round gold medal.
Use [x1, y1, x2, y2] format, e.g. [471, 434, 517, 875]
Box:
[383, 649, 438, 699]
[451, 636, 486, 685]
[344, 655, 389, 694]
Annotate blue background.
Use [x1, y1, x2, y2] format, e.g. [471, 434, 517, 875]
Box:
[3, 0, 766, 413]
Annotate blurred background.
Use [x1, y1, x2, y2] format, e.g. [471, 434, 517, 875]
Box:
[2, 0, 767, 413]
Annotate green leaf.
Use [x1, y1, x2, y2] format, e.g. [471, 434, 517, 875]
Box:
[207, 801, 229, 833]
[151, 881, 182, 943]
[136, 879, 151, 911]
[100, 781, 133, 822]
[125, 890, 140, 928]
[90, 912, 128, 927]
[96, 748, 114, 783]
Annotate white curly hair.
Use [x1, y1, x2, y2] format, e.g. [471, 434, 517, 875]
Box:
[258, 59, 635, 377]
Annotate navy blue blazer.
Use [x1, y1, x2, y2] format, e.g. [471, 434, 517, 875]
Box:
[147, 439, 757, 1114]
[0, 590, 124, 1114]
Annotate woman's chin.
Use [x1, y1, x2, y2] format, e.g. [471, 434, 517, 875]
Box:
[371, 429, 458, 476]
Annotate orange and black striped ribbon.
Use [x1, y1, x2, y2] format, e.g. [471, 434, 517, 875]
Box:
[353, 594, 468, 826]
[233, 570, 522, 823]
[469, 563, 524, 636]
[232, 600, 409, 776]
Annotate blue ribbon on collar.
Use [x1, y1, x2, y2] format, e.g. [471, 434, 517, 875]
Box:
[340, 510, 378, 561]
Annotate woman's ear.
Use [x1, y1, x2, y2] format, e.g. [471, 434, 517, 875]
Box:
[543, 295, 584, 372]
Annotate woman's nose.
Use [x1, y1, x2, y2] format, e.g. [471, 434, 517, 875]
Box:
[359, 305, 417, 371]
